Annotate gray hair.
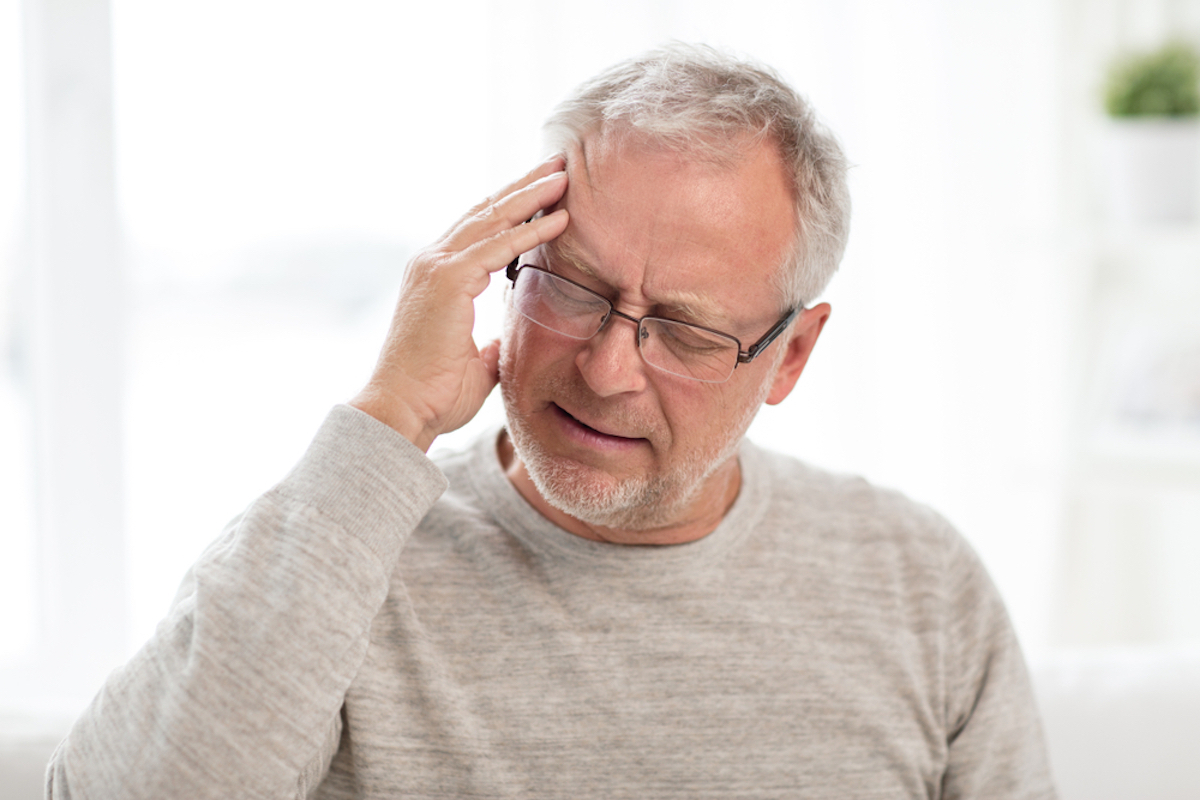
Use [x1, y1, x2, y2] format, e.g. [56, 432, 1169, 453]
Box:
[544, 43, 851, 307]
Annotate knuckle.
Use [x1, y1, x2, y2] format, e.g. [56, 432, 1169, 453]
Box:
[404, 247, 449, 281]
[467, 191, 500, 215]
[474, 201, 504, 225]
[405, 246, 434, 272]
[500, 224, 532, 260]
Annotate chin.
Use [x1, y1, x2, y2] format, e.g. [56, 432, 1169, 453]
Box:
[523, 452, 682, 531]
[503, 400, 729, 532]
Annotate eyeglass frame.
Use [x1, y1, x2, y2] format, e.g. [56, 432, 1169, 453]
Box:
[505, 256, 802, 380]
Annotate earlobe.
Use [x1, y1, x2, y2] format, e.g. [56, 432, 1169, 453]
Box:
[765, 303, 831, 405]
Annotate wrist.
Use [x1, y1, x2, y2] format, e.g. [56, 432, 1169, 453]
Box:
[347, 388, 437, 453]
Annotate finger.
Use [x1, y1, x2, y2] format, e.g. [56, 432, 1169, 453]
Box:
[460, 208, 569, 281]
[414, 208, 568, 304]
[432, 208, 569, 301]
[462, 154, 567, 218]
[445, 169, 568, 248]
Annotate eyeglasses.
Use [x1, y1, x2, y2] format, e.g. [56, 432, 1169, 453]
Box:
[505, 260, 800, 383]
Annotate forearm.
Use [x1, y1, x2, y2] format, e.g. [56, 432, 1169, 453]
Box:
[46, 405, 448, 800]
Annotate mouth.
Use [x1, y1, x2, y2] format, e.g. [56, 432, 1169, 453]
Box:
[552, 404, 648, 451]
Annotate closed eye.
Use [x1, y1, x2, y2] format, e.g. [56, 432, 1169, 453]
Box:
[652, 319, 734, 354]
[543, 272, 610, 312]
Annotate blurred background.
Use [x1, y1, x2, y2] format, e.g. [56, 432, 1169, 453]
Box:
[1, 0, 1199, 794]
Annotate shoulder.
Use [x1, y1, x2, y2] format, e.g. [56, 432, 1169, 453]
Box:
[744, 440, 963, 557]
[739, 440, 999, 624]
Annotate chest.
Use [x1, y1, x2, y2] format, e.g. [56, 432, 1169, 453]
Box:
[320, 554, 949, 799]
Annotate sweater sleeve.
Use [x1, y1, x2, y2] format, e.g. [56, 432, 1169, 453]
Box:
[939, 533, 1057, 800]
[45, 405, 449, 800]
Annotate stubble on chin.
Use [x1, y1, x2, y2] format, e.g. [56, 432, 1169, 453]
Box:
[499, 374, 751, 533]
[499, 375, 667, 530]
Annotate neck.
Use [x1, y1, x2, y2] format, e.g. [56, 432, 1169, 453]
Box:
[497, 430, 742, 546]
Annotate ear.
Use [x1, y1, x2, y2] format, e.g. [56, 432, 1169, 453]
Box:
[765, 303, 830, 405]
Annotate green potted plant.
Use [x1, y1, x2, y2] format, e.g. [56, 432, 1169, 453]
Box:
[1102, 41, 1200, 223]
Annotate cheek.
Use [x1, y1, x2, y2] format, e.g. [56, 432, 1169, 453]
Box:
[499, 314, 575, 384]
[651, 376, 726, 437]
[681, 379, 768, 442]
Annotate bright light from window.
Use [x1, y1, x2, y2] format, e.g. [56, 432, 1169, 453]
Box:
[0, 0, 36, 665]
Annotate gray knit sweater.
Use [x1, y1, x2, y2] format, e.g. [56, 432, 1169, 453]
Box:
[46, 405, 1055, 799]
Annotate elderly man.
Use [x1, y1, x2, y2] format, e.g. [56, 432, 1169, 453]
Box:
[48, 46, 1055, 799]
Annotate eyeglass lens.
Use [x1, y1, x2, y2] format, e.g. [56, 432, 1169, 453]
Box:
[511, 267, 740, 383]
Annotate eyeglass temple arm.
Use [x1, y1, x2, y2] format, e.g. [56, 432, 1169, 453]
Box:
[737, 307, 802, 364]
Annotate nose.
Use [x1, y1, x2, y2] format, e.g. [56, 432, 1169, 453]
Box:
[575, 314, 648, 397]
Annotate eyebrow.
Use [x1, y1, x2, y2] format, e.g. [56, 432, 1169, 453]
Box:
[542, 238, 737, 332]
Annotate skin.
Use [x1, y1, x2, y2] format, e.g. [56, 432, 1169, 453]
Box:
[350, 134, 831, 546]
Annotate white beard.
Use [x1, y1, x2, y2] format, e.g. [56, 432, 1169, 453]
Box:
[499, 366, 769, 533]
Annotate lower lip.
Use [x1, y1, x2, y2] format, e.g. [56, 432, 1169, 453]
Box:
[552, 405, 647, 452]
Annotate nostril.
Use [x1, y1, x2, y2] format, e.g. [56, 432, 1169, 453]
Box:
[575, 317, 649, 398]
